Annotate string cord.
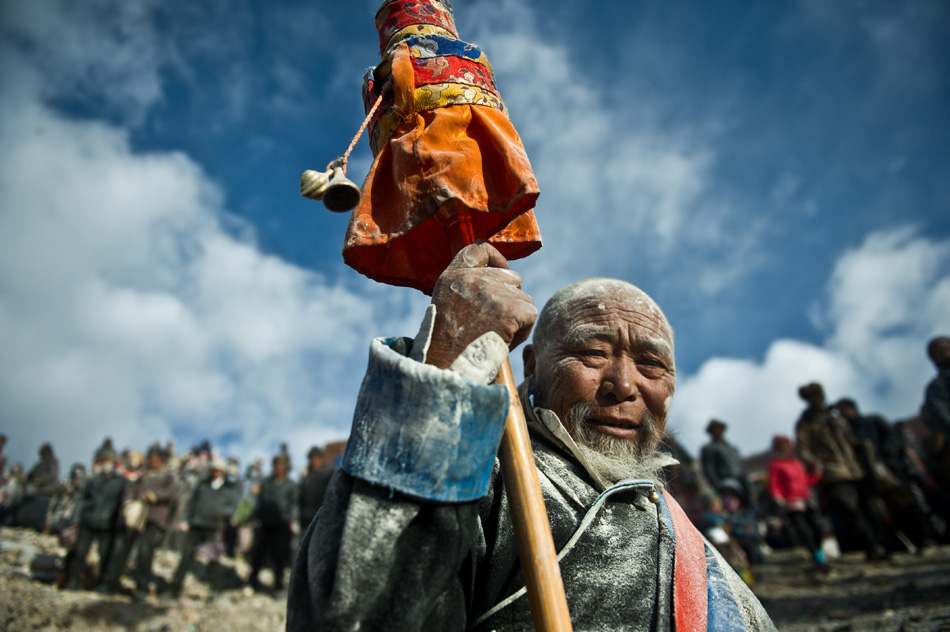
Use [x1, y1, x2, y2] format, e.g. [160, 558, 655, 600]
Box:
[331, 93, 385, 173]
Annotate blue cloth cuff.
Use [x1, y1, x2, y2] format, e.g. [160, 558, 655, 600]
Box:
[341, 337, 510, 502]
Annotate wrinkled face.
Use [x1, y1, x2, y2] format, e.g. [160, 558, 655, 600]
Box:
[526, 287, 675, 455]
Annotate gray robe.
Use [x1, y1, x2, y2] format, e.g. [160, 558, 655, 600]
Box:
[288, 337, 775, 631]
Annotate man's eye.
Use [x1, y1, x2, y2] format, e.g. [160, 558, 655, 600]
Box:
[580, 349, 607, 358]
[637, 357, 668, 371]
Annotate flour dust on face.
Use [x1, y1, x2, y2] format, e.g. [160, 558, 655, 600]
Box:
[528, 279, 676, 442]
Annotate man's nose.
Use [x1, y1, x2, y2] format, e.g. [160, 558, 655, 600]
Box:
[598, 356, 637, 402]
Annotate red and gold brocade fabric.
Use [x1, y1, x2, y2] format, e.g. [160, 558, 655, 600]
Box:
[342, 0, 541, 294]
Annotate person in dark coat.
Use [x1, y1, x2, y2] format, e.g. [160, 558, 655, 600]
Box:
[834, 398, 898, 475]
[63, 448, 127, 590]
[700, 419, 751, 500]
[298, 446, 334, 531]
[27, 443, 60, 495]
[168, 458, 239, 597]
[248, 453, 298, 593]
[0, 434, 8, 479]
[46, 462, 86, 535]
[102, 444, 180, 597]
[836, 398, 935, 549]
[796, 383, 889, 560]
[14, 443, 60, 530]
[924, 336, 950, 489]
[925, 337, 950, 437]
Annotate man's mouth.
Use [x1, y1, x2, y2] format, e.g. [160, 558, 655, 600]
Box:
[586, 417, 641, 439]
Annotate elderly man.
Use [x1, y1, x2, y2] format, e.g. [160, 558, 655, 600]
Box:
[288, 244, 775, 631]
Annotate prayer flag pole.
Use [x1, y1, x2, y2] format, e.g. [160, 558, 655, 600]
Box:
[302, 3, 571, 629]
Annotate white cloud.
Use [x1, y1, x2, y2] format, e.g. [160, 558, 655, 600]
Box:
[825, 227, 948, 362]
[0, 21, 401, 473]
[670, 226, 950, 456]
[1, 0, 166, 124]
[671, 341, 861, 456]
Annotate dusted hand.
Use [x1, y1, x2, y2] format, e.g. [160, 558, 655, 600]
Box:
[425, 242, 537, 370]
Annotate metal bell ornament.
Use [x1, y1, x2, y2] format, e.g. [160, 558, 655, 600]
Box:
[322, 165, 361, 213]
[300, 158, 361, 213]
[300, 168, 331, 201]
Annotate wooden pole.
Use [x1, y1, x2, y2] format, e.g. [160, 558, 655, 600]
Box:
[496, 360, 573, 632]
[446, 213, 572, 632]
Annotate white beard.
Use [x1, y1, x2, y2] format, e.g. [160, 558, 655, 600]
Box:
[567, 402, 666, 485]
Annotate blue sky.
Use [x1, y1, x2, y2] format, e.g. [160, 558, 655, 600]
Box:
[1, 0, 948, 475]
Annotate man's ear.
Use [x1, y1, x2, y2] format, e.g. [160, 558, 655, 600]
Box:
[522, 344, 537, 380]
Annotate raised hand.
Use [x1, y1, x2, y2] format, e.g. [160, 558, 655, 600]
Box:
[425, 242, 537, 370]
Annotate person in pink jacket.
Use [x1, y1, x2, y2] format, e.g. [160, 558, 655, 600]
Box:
[767, 435, 829, 571]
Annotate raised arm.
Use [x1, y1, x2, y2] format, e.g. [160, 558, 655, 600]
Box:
[287, 244, 536, 631]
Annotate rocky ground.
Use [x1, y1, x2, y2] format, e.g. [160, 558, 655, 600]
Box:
[0, 526, 286, 631]
[755, 545, 950, 632]
[2, 525, 950, 631]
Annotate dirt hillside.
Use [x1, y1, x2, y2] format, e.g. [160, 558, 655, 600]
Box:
[2, 526, 950, 631]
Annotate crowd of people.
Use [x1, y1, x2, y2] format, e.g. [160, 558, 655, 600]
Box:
[0, 435, 337, 600]
[1, 323, 948, 616]
[671, 335, 950, 585]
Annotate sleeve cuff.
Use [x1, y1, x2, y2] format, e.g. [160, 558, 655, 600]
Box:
[408, 304, 507, 383]
[341, 337, 510, 502]
[449, 331, 508, 383]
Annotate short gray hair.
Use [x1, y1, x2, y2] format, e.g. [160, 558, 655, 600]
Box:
[532, 278, 674, 355]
